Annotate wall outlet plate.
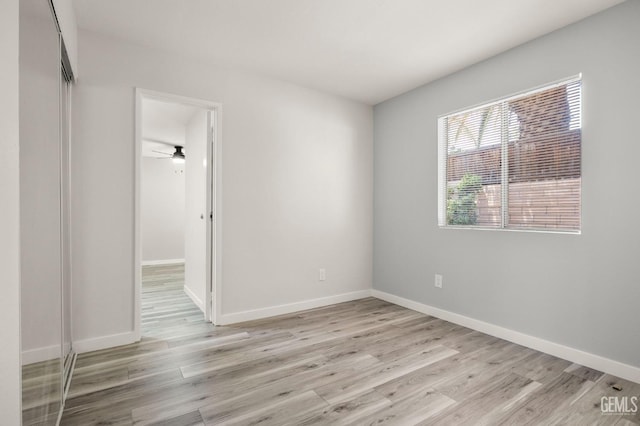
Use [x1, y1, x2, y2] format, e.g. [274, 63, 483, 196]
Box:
[435, 274, 443, 288]
[319, 268, 326, 281]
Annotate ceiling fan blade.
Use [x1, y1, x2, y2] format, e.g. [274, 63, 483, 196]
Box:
[151, 150, 171, 156]
[144, 138, 179, 147]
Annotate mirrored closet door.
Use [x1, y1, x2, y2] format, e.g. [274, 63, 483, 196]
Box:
[20, 0, 75, 424]
[61, 56, 74, 398]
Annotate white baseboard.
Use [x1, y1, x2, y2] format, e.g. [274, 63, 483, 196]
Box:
[22, 345, 61, 365]
[184, 285, 204, 313]
[73, 331, 138, 354]
[371, 289, 640, 384]
[141, 258, 185, 266]
[218, 290, 372, 325]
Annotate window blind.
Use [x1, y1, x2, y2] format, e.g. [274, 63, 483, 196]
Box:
[438, 76, 582, 232]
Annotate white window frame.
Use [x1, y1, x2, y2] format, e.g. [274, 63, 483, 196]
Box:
[437, 74, 582, 234]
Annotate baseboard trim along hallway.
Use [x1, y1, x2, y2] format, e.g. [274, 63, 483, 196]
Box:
[184, 285, 205, 313]
[141, 259, 186, 266]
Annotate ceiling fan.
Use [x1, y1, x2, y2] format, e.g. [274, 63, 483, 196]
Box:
[150, 143, 186, 164]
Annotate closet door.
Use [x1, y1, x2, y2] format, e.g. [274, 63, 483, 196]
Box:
[61, 71, 74, 394]
[20, 0, 63, 424]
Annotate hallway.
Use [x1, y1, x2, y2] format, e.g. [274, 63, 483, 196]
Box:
[139, 264, 207, 340]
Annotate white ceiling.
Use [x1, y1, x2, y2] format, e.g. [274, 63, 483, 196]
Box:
[73, 0, 625, 105]
[141, 98, 201, 157]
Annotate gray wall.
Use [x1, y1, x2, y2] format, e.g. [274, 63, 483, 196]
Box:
[373, 0, 640, 368]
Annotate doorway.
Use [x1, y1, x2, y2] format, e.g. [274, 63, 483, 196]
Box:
[134, 89, 221, 340]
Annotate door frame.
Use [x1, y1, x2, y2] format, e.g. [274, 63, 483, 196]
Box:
[133, 88, 223, 340]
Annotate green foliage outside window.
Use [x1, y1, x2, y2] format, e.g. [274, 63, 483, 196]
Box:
[447, 173, 482, 225]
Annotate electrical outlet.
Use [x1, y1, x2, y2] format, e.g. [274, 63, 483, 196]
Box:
[435, 274, 443, 288]
[319, 268, 326, 281]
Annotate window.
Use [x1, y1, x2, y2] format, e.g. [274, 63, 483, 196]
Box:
[438, 76, 582, 232]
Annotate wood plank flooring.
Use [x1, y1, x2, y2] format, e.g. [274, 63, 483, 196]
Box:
[22, 358, 62, 425]
[61, 264, 640, 425]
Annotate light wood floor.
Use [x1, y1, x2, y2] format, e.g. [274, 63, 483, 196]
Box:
[22, 358, 62, 425]
[61, 264, 640, 425]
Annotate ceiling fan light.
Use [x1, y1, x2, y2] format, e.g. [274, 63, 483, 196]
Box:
[171, 146, 185, 164]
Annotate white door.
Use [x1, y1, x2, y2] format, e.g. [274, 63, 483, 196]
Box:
[205, 110, 215, 322]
